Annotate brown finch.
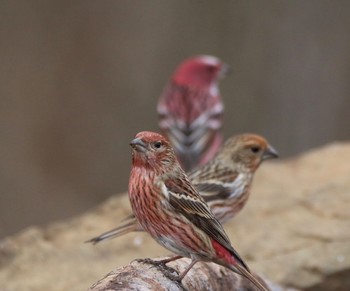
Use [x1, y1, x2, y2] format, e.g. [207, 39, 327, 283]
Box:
[125, 131, 268, 290]
[157, 55, 229, 171]
[88, 133, 278, 244]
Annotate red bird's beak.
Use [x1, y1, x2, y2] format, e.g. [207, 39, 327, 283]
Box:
[262, 145, 279, 160]
[130, 138, 147, 153]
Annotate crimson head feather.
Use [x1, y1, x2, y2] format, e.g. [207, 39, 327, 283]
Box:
[130, 131, 179, 171]
[172, 55, 229, 88]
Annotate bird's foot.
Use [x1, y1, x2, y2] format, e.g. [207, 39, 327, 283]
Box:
[136, 258, 182, 281]
[162, 269, 182, 282]
[137, 257, 172, 269]
[136, 258, 160, 265]
[136, 256, 181, 267]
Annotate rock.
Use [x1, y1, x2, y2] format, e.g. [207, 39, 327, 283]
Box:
[0, 142, 350, 291]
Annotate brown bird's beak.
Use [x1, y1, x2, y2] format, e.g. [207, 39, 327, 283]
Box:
[219, 63, 231, 78]
[130, 138, 147, 152]
[262, 145, 279, 160]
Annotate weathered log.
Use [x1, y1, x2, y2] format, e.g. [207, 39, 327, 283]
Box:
[89, 257, 295, 291]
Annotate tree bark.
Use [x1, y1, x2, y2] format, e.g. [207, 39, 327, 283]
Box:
[88, 257, 292, 291]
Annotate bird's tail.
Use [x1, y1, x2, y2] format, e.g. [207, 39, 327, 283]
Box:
[231, 263, 270, 291]
[85, 215, 140, 244]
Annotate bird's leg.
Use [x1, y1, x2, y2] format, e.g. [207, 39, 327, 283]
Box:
[137, 256, 184, 281]
[163, 259, 200, 282]
[157, 255, 183, 265]
[176, 259, 199, 281]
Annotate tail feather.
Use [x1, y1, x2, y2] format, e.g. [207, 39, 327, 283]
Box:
[120, 213, 137, 222]
[232, 263, 270, 291]
[86, 217, 140, 244]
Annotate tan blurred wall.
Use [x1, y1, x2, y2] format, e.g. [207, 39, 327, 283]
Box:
[1, 0, 350, 237]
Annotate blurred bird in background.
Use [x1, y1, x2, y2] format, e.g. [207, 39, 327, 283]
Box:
[157, 55, 230, 171]
[87, 133, 278, 244]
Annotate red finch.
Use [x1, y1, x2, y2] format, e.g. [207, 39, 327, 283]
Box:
[157, 55, 229, 171]
[126, 131, 269, 290]
[88, 133, 278, 244]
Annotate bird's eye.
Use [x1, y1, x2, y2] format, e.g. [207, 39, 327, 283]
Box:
[250, 146, 261, 153]
[154, 141, 162, 149]
[206, 65, 216, 72]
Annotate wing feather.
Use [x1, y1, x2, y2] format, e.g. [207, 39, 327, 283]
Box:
[164, 177, 247, 269]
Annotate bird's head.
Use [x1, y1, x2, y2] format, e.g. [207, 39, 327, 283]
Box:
[220, 134, 278, 171]
[172, 55, 229, 88]
[130, 131, 178, 171]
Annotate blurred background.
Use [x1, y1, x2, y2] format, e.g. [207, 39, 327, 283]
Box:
[1, 1, 349, 238]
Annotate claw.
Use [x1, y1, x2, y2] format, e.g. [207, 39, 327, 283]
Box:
[136, 257, 181, 281]
[162, 269, 182, 282]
